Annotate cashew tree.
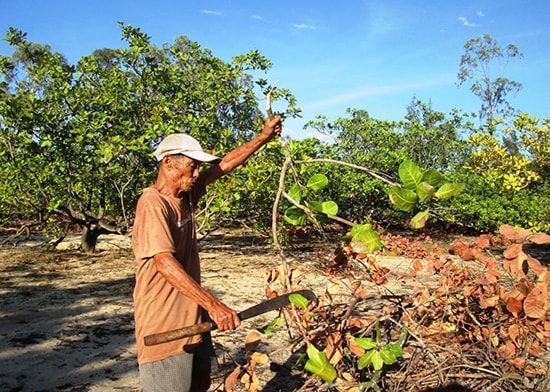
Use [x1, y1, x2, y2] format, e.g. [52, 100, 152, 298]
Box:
[0, 24, 294, 251]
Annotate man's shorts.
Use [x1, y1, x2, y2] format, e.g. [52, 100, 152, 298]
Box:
[139, 332, 217, 392]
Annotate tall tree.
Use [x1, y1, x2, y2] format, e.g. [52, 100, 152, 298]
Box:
[457, 34, 523, 130]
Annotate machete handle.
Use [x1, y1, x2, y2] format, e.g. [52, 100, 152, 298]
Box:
[144, 321, 215, 346]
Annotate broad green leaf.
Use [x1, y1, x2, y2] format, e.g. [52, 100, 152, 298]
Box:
[371, 350, 384, 370]
[354, 337, 376, 350]
[411, 209, 430, 229]
[386, 343, 404, 358]
[288, 184, 302, 204]
[304, 345, 337, 382]
[306, 173, 329, 191]
[416, 181, 435, 202]
[422, 169, 443, 187]
[308, 200, 323, 213]
[289, 293, 309, 310]
[321, 201, 338, 215]
[398, 160, 423, 190]
[284, 206, 306, 225]
[389, 186, 418, 212]
[379, 348, 397, 365]
[434, 182, 465, 200]
[351, 224, 384, 253]
[358, 350, 376, 370]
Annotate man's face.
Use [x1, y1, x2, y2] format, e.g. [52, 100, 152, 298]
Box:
[168, 155, 201, 194]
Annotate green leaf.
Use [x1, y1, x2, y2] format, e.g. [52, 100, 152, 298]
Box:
[434, 182, 465, 199]
[307, 173, 329, 191]
[386, 343, 404, 358]
[398, 160, 423, 190]
[416, 181, 435, 202]
[288, 184, 302, 204]
[389, 186, 419, 212]
[354, 337, 376, 350]
[304, 345, 337, 382]
[410, 209, 430, 229]
[358, 350, 376, 370]
[379, 348, 397, 365]
[422, 169, 443, 187]
[284, 206, 306, 225]
[257, 317, 283, 335]
[351, 224, 384, 253]
[371, 350, 384, 370]
[320, 200, 338, 215]
[289, 293, 309, 310]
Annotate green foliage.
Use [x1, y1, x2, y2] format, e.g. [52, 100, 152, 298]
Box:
[349, 224, 384, 253]
[0, 24, 299, 250]
[389, 160, 464, 228]
[444, 172, 550, 233]
[283, 173, 338, 226]
[304, 344, 337, 383]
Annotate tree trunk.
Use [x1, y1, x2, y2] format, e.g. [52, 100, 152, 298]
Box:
[80, 225, 100, 253]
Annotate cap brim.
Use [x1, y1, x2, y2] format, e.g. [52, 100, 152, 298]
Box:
[182, 150, 220, 163]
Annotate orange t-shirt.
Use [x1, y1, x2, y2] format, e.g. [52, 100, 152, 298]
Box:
[132, 179, 207, 365]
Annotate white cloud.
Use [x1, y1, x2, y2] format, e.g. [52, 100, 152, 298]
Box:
[303, 78, 452, 112]
[476, 11, 485, 17]
[201, 9, 222, 16]
[251, 15, 262, 20]
[458, 16, 478, 27]
[293, 23, 316, 30]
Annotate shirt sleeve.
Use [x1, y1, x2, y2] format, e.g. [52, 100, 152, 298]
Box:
[132, 191, 176, 261]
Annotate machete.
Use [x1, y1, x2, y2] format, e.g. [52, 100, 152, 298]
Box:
[144, 289, 318, 346]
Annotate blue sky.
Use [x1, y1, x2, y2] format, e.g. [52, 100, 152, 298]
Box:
[2, 0, 549, 139]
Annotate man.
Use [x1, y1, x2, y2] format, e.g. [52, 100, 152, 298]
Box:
[132, 115, 282, 392]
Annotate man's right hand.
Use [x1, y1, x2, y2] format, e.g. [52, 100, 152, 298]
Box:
[209, 300, 241, 331]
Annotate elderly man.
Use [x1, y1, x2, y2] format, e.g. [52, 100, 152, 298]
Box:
[132, 115, 282, 391]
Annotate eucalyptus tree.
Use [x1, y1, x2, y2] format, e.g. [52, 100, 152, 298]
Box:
[457, 34, 523, 130]
[0, 23, 292, 251]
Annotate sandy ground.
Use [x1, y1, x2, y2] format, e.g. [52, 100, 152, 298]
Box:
[1, 229, 472, 392]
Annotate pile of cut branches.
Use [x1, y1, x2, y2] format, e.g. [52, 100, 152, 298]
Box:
[223, 225, 550, 391]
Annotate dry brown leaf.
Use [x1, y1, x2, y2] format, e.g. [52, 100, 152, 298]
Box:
[245, 331, 262, 352]
[503, 243, 522, 259]
[506, 297, 523, 315]
[250, 352, 269, 364]
[412, 258, 423, 272]
[449, 239, 475, 260]
[528, 232, 550, 245]
[225, 365, 242, 392]
[524, 288, 547, 319]
[527, 254, 547, 276]
[500, 224, 532, 241]
[475, 234, 493, 249]
[241, 371, 260, 392]
[345, 334, 365, 357]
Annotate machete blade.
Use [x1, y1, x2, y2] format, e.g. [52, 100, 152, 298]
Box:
[144, 289, 317, 346]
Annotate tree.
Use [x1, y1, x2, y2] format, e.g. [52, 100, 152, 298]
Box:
[457, 34, 523, 130]
[0, 24, 295, 251]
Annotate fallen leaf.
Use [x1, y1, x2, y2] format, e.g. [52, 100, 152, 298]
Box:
[524, 288, 547, 319]
[503, 243, 522, 259]
[245, 331, 262, 352]
[225, 365, 242, 392]
[506, 297, 523, 315]
[412, 258, 423, 272]
[250, 352, 269, 364]
[241, 371, 260, 391]
[528, 232, 550, 245]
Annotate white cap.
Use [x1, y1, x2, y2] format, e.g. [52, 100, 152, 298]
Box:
[153, 134, 219, 162]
